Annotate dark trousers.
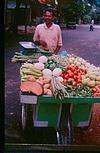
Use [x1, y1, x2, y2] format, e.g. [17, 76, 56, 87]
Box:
[90, 25, 93, 31]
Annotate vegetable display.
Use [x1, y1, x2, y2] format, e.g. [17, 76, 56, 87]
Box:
[51, 76, 69, 100]
[11, 52, 42, 63]
[19, 54, 100, 99]
[20, 81, 43, 96]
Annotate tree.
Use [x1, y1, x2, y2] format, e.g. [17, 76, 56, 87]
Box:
[56, 0, 87, 23]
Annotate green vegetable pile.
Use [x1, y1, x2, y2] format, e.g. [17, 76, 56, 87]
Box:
[11, 52, 42, 63]
[45, 59, 59, 70]
[65, 84, 94, 97]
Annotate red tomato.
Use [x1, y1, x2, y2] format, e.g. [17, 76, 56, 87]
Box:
[93, 88, 97, 92]
[75, 65, 78, 70]
[83, 69, 87, 74]
[63, 79, 67, 84]
[69, 66, 75, 72]
[68, 72, 74, 78]
[64, 74, 69, 80]
[67, 69, 72, 74]
[66, 66, 70, 72]
[72, 81, 77, 86]
[74, 70, 78, 76]
[94, 93, 100, 97]
[80, 68, 87, 75]
[80, 76, 82, 81]
[60, 73, 64, 78]
[77, 78, 82, 83]
[94, 85, 100, 92]
[77, 69, 81, 73]
[73, 75, 78, 82]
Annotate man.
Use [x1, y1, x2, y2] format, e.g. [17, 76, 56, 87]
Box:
[90, 19, 94, 31]
[33, 9, 63, 54]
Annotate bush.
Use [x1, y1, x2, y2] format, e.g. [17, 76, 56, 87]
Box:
[83, 15, 91, 24]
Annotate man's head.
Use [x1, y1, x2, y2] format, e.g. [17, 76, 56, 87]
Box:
[43, 9, 55, 25]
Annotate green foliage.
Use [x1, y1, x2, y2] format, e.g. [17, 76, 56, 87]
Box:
[83, 15, 91, 23]
[57, 0, 100, 24]
[57, 0, 86, 23]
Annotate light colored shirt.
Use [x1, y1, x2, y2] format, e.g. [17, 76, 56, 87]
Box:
[33, 23, 63, 53]
[91, 20, 94, 25]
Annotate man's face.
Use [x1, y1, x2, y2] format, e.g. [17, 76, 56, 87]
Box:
[43, 11, 54, 24]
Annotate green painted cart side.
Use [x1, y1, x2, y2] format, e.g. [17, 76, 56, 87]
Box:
[36, 103, 62, 127]
[20, 94, 100, 128]
[36, 102, 93, 128]
[36, 96, 100, 128]
[20, 93, 100, 144]
[71, 103, 93, 127]
[38, 96, 100, 103]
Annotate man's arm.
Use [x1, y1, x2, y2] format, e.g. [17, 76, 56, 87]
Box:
[33, 26, 48, 49]
[33, 26, 39, 42]
[54, 26, 63, 54]
[54, 46, 61, 55]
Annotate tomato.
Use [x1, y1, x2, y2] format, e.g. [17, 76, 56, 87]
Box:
[73, 75, 78, 82]
[83, 69, 87, 74]
[93, 88, 97, 92]
[80, 68, 87, 75]
[74, 70, 78, 76]
[77, 78, 82, 83]
[64, 74, 69, 80]
[72, 81, 77, 86]
[67, 69, 72, 74]
[63, 79, 67, 84]
[66, 66, 70, 72]
[75, 65, 78, 70]
[80, 76, 82, 81]
[68, 72, 74, 78]
[94, 93, 100, 97]
[72, 66, 76, 72]
[60, 73, 67, 78]
[77, 69, 81, 73]
[60, 73, 64, 78]
[94, 85, 100, 92]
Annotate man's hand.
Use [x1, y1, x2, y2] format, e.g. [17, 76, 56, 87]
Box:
[54, 46, 61, 55]
[39, 40, 47, 48]
[39, 40, 49, 50]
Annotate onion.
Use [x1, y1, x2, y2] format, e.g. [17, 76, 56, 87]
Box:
[56, 76, 63, 82]
[34, 62, 44, 70]
[42, 69, 52, 77]
[53, 68, 62, 76]
[38, 56, 48, 63]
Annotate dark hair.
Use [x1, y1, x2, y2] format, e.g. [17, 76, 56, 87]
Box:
[43, 8, 55, 16]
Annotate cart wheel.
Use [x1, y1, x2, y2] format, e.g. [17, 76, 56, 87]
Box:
[56, 130, 62, 144]
[59, 116, 73, 144]
[66, 116, 73, 144]
[21, 104, 27, 130]
[59, 104, 73, 144]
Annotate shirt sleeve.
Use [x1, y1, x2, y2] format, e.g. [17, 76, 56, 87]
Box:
[33, 26, 40, 42]
[57, 26, 63, 47]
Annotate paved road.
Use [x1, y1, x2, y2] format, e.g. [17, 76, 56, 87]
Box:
[61, 25, 100, 67]
[5, 25, 100, 145]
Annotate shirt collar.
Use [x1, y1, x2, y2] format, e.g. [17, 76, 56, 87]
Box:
[43, 23, 54, 30]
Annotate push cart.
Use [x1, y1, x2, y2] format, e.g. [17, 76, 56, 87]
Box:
[17, 41, 100, 144]
[20, 92, 100, 144]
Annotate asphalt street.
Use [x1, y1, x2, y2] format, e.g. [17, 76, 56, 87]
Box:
[5, 25, 100, 145]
